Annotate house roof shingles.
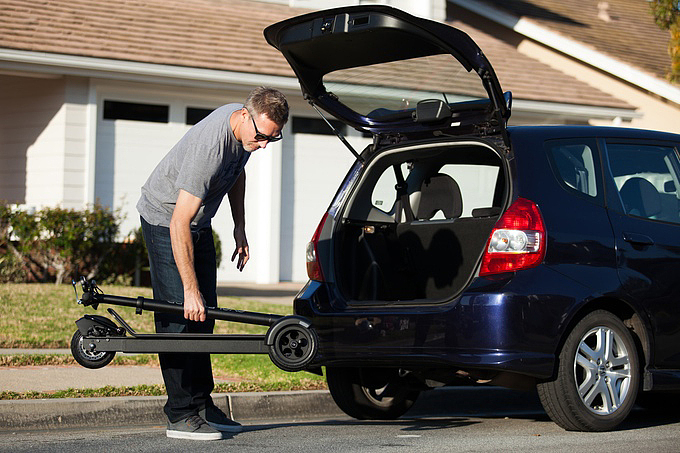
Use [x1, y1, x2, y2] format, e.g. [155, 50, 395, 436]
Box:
[0, 0, 632, 110]
[480, 0, 673, 81]
[0, 0, 301, 76]
[449, 19, 632, 108]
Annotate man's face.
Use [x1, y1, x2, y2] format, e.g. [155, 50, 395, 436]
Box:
[242, 109, 283, 152]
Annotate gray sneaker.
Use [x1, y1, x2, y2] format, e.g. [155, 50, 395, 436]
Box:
[200, 405, 243, 433]
[166, 414, 223, 440]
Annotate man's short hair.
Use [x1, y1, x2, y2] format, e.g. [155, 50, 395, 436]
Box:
[245, 86, 289, 127]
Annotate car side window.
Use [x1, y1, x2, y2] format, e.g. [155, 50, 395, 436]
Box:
[605, 143, 680, 224]
[546, 141, 599, 198]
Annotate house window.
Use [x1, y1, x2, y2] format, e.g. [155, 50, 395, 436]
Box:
[186, 107, 215, 125]
[293, 117, 346, 135]
[103, 100, 169, 123]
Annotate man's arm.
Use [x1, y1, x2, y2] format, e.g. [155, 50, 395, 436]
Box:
[228, 170, 249, 271]
[169, 189, 207, 322]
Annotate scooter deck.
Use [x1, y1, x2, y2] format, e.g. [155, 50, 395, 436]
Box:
[82, 333, 269, 354]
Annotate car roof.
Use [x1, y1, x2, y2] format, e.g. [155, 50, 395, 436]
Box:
[507, 125, 680, 142]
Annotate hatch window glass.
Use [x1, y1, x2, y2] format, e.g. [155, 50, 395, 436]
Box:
[606, 143, 680, 224]
[323, 54, 487, 119]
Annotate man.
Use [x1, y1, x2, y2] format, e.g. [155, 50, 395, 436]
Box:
[136, 86, 289, 440]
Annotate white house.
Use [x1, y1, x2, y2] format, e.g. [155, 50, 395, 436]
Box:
[0, 0, 675, 284]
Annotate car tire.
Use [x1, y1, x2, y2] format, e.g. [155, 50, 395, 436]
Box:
[537, 310, 640, 431]
[326, 367, 420, 420]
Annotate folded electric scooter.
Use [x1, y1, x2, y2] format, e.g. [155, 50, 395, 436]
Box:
[70, 278, 318, 372]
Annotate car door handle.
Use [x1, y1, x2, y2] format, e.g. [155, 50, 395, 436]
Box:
[622, 232, 654, 246]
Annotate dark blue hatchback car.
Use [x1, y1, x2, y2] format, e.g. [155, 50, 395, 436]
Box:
[265, 5, 680, 431]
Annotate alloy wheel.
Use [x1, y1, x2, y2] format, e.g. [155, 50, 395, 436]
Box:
[574, 325, 632, 415]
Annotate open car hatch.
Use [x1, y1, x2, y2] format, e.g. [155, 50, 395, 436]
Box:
[264, 5, 511, 140]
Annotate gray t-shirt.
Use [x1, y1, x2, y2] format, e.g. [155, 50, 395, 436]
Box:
[136, 103, 249, 229]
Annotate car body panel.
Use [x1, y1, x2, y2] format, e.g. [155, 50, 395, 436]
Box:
[294, 264, 601, 379]
[291, 125, 680, 391]
[267, 4, 680, 395]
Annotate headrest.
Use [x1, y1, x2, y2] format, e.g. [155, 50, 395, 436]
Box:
[416, 173, 463, 220]
[620, 177, 661, 217]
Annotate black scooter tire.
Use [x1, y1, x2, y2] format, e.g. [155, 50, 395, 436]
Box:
[266, 317, 318, 372]
[70, 330, 116, 369]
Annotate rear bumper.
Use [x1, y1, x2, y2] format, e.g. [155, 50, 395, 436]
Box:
[294, 268, 591, 379]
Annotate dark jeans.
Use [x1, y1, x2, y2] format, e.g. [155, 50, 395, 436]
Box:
[140, 216, 218, 423]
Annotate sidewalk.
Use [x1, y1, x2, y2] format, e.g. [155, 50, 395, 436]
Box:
[1, 282, 341, 430]
[0, 282, 545, 431]
[0, 390, 345, 430]
[0, 345, 344, 430]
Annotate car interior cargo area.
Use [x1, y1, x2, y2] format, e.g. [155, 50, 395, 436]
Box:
[335, 142, 505, 303]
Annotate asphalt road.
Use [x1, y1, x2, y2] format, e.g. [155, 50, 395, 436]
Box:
[2, 389, 679, 453]
[2, 410, 680, 453]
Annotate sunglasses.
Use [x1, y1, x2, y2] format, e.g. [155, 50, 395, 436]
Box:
[246, 109, 283, 143]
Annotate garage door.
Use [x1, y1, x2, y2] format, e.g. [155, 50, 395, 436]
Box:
[280, 118, 369, 282]
[95, 98, 191, 239]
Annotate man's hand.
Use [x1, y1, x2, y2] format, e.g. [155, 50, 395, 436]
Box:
[183, 288, 207, 322]
[231, 226, 249, 271]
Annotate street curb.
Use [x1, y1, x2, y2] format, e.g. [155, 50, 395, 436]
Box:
[0, 390, 344, 431]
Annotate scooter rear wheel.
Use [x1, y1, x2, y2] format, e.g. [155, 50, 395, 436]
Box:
[266, 317, 318, 372]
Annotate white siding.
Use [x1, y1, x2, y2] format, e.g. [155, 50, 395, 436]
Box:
[62, 77, 90, 207]
[280, 131, 368, 282]
[0, 75, 65, 206]
[2, 76, 371, 284]
[0, 75, 89, 208]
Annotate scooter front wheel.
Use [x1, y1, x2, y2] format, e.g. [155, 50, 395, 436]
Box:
[70, 330, 116, 369]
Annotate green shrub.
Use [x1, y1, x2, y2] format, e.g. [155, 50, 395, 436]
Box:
[1, 203, 120, 284]
[213, 229, 222, 268]
[0, 203, 224, 285]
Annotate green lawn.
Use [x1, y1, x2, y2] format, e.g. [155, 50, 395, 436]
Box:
[0, 283, 292, 348]
[0, 283, 326, 398]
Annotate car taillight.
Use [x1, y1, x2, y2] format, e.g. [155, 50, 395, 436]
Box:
[479, 198, 546, 276]
[306, 212, 329, 281]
